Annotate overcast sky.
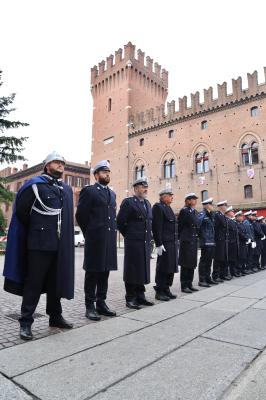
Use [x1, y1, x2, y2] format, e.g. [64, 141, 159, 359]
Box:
[1, 0, 266, 169]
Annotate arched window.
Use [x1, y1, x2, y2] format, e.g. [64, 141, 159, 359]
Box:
[195, 153, 203, 174]
[139, 138, 144, 146]
[140, 165, 145, 178]
[135, 165, 145, 180]
[168, 130, 174, 139]
[201, 190, 209, 202]
[169, 159, 175, 178]
[250, 106, 259, 117]
[108, 98, 112, 112]
[163, 160, 170, 179]
[251, 142, 259, 164]
[201, 120, 208, 130]
[241, 142, 259, 165]
[203, 152, 209, 172]
[244, 185, 253, 199]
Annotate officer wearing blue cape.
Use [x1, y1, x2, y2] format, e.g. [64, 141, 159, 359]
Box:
[3, 151, 74, 340]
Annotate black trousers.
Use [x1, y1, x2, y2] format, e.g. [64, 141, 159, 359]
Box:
[261, 248, 266, 268]
[125, 282, 146, 301]
[246, 245, 254, 271]
[180, 267, 194, 289]
[84, 271, 110, 307]
[19, 250, 62, 327]
[198, 247, 214, 282]
[228, 260, 239, 276]
[212, 259, 227, 279]
[155, 268, 174, 292]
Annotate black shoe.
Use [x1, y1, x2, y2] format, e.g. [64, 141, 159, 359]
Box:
[164, 290, 177, 299]
[85, 305, 101, 321]
[198, 281, 210, 288]
[138, 297, 154, 306]
[188, 285, 199, 292]
[206, 278, 219, 285]
[223, 275, 232, 281]
[214, 277, 224, 283]
[126, 300, 141, 310]
[233, 273, 241, 278]
[155, 292, 170, 301]
[20, 326, 33, 341]
[49, 316, 73, 329]
[182, 287, 193, 294]
[96, 301, 116, 317]
[252, 268, 258, 273]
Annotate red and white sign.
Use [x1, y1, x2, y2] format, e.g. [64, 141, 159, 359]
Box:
[198, 176, 205, 185]
[247, 168, 255, 179]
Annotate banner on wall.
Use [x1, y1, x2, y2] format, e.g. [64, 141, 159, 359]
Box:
[198, 176, 205, 185]
[247, 168, 255, 179]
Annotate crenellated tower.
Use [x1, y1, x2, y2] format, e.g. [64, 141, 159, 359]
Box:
[90, 42, 168, 200]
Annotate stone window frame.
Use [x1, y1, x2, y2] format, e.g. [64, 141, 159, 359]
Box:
[244, 184, 253, 199]
[238, 133, 260, 167]
[132, 158, 147, 182]
[160, 151, 177, 180]
[250, 106, 259, 117]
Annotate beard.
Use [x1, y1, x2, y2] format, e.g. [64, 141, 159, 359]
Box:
[47, 167, 63, 179]
[98, 176, 110, 185]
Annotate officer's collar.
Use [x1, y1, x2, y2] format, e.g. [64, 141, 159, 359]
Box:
[42, 173, 63, 188]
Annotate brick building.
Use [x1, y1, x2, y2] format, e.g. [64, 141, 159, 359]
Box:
[1, 161, 90, 226]
[90, 42, 266, 215]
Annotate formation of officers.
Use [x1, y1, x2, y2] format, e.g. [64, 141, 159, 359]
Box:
[4, 154, 266, 340]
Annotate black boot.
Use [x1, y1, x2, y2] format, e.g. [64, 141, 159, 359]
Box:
[198, 281, 210, 288]
[85, 304, 101, 321]
[126, 299, 141, 309]
[155, 292, 170, 301]
[188, 285, 199, 292]
[164, 289, 177, 299]
[20, 325, 33, 341]
[96, 301, 116, 317]
[138, 297, 154, 306]
[181, 287, 193, 294]
[206, 278, 219, 285]
[49, 316, 73, 329]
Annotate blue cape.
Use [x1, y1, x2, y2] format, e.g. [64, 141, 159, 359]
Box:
[3, 176, 75, 299]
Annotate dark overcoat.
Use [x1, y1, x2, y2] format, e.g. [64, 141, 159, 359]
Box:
[214, 211, 228, 262]
[152, 202, 178, 274]
[76, 183, 117, 272]
[253, 221, 264, 256]
[178, 206, 198, 269]
[236, 221, 249, 262]
[260, 223, 266, 267]
[227, 218, 238, 262]
[3, 175, 74, 299]
[117, 196, 152, 285]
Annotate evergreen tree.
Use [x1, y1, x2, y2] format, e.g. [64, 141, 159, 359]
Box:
[0, 70, 28, 232]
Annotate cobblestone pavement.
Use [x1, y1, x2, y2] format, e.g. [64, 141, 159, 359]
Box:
[0, 248, 178, 349]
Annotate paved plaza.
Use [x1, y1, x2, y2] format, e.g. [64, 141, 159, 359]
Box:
[1, 249, 266, 399]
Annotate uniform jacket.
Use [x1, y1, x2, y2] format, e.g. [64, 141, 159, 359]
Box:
[152, 202, 178, 273]
[178, 206, 198, 269]
[198, 209, 215, 247]
[236, 221, 249, 261]
[214, 211, 228, 262]
[117, 196, 152, 284]
[3, 175, 74, 299]
[243, 219, 255, 241]
[76, 182, 117, 272]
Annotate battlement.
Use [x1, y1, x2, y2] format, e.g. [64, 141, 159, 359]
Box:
[90, 41, 168, 90]
[128, 68, 266, 133]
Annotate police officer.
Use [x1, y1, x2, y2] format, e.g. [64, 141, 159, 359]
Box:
[197, 198, 217, 287]
[178, 193, 199, 293]
[152, 188, 178, 301]
[252, 212, 265, 271]
[224, 206, 239, 278]
[76, 160, 117, 321]
[117, 177, 154, 309]
[235, 211, 250, 275]
[258, 217, 266, 269]
[3, 152, 74, 340]
[243, 210, 257, 273]
[212, 200, 229, 282]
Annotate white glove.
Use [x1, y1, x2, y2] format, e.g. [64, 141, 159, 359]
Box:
[156, 245, 166, 256]
[262, 236, 266, 241]
[251, 242, 257, 249]
[246, 239, 251, 245]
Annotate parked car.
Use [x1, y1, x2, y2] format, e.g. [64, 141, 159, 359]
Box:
[74, 230, 85, 247]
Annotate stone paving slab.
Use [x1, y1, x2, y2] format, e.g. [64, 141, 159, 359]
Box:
[0, 317, 147, 378]
[221, 348, 266, 400]
[203, 308, 266, 349]
[180, 283, 240, 302]
[229, 279, 266, 299]
[92, 337, 258, 400]
[202, 296, 257, 313]
[13, 308, 233, 400]
[121, 298, 203, 324]
[0, 373, 32, 400]
[252, 298, 266, 310]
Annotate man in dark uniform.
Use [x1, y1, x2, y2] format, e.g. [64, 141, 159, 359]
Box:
[252, 211, 265, 271]
[197, 198, 217, 287]
[152, 188, 178, 301]
[76, 160, 117, 321]
[3, 151, 74, 340]
[178, 193, 199, 294]
[212, 200, 229, 282]
[243, 210, 257, 273]
[117, 177, 154, 309]
[258, 217, 266, 269]
[224, 206, 239, 278]
[235, 211, 250, 275]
